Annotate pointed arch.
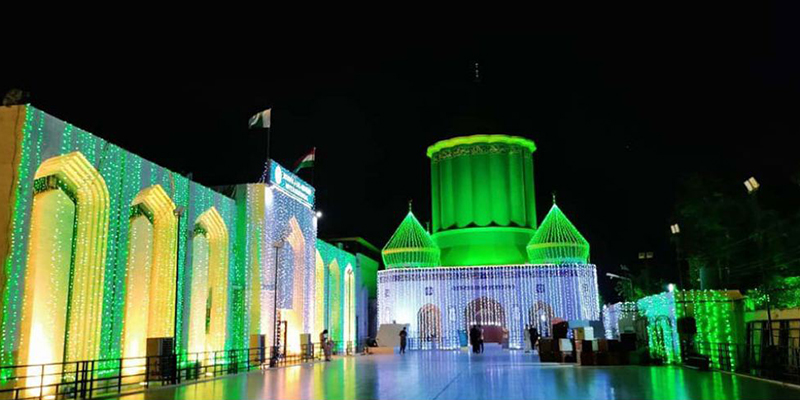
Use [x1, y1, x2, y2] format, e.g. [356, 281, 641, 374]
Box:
[121, 184, 177, 359]
[187, 207, 229, 354]
[18, 151, 109, 384]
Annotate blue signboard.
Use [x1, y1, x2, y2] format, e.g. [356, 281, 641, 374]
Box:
[268, 160, 315, 207]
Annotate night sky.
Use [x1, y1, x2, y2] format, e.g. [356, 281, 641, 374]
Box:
[4, 3, 799, 302]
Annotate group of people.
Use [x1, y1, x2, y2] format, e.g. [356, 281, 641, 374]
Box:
[469, 324, 485, 353]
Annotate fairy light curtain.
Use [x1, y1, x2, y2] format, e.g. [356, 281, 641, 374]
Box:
[378, 263, 599, 349]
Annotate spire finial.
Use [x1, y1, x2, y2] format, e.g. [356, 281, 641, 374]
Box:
[552, 191, 557, 205]
[408, 199, 413, 212]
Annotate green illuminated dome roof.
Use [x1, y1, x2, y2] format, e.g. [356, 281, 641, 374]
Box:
[382, 204, 441, 268]
[526, 200, 589, 264]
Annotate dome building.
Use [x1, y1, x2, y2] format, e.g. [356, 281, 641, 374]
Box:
[378, 134, 600, 349]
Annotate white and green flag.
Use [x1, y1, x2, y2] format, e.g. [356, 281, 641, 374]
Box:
[248, 108, 271, 129]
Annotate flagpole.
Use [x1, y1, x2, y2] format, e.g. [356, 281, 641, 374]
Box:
[265, 126, 271, 181]
[311, 147, 316, 188]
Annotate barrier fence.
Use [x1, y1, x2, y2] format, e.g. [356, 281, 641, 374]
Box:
[692, 341, 800, 383]
[0, 340, 363, 400]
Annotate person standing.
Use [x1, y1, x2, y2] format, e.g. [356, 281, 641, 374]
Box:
[523, 324, 532, 352]
[478, 325, 485, 353]
[468, 325, 477, 353]
[320, 330, 332, 361]
[528, 325, 540, 353]
[399, 327, 408, 354]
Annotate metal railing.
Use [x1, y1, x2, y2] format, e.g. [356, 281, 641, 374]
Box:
[692, 341, 800, 383]
[0, 341, 366, 400]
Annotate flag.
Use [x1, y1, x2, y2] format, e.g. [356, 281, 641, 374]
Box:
[248, 108, 271, 129]
[293, 148, 315, 173]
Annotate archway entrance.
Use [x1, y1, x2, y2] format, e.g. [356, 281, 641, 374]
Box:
[417, 304, 442, 348]
[464, 297, 506, 344]
[528, 301, 555, 337]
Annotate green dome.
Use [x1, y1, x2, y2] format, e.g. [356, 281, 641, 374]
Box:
[382, 206, 441, 268]
[526, 202, 589, 264]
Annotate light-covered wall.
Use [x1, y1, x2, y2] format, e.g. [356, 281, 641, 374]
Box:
[378, 263, 600, 349]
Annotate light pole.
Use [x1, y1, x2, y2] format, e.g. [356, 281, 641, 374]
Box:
[607, 273, 633, 302]
[745, 176, 773, 346]
[269, 240, 284, 368]
[670, 223, 685, 290]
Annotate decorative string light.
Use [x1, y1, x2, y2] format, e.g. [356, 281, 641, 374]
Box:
[378, 263, 599, 349]
[527, 200, 590, 264]
[382, 205, 440, 268]
[317, 241, 358, 345]
[602, 302, 637, 340]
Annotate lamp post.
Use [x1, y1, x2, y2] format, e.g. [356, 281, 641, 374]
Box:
[670, 223, 685, 290]
[269, 240, 284, 368]
[607, 273, 633, 302]
[745, 176, 773, 346]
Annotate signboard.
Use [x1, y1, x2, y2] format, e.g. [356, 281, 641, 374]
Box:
[268, 160, 315, 207]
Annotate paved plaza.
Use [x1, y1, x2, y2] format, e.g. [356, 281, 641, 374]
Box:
[110, 347, 800, 400]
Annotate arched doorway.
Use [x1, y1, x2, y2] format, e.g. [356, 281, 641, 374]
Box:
[417, 304, 442, 348]
[121, 185, 178, 361]
[528, 301, 555, 337]
[465, 297, 506, 344]
[187, 207, 229, 356]
[18, 152, 109, 387]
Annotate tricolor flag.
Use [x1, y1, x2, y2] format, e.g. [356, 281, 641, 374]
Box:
[248, 108, 271, 129]
[293, 148, 315, 173]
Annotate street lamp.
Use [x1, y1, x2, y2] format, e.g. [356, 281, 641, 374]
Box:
[744, 176, 760, 194]
[607, 272, 634, 301]
[667, 283, 675, 292]
[315, 210, 323, 219]
[744, 176, 773, 346]
[670, 223, 685, 289]
[269, 239, 285, 368]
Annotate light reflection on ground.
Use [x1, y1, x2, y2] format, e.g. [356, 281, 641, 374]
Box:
[111, 346, 800, 400]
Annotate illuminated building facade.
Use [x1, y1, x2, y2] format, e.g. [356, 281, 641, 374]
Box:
[379, 135, 600, 349]
[0, 105, 370, 379]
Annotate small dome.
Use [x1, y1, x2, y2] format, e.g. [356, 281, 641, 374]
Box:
[526, 201, 589, 264]
[382, 205, 441, 268]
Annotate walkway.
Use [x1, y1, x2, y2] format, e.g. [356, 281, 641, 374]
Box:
[111, 347, 800, 400]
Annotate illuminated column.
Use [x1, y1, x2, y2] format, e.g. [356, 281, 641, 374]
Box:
[282, 217, 307, 355]
[344, 265, 355, 344]
[315, 250, 325, 336]
[329, 260, 341, 343]
[187, 235, 209, 355]
[428, 135, 537, 266]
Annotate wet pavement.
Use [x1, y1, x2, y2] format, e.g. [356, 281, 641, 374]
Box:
[111, 347, 800, 400]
